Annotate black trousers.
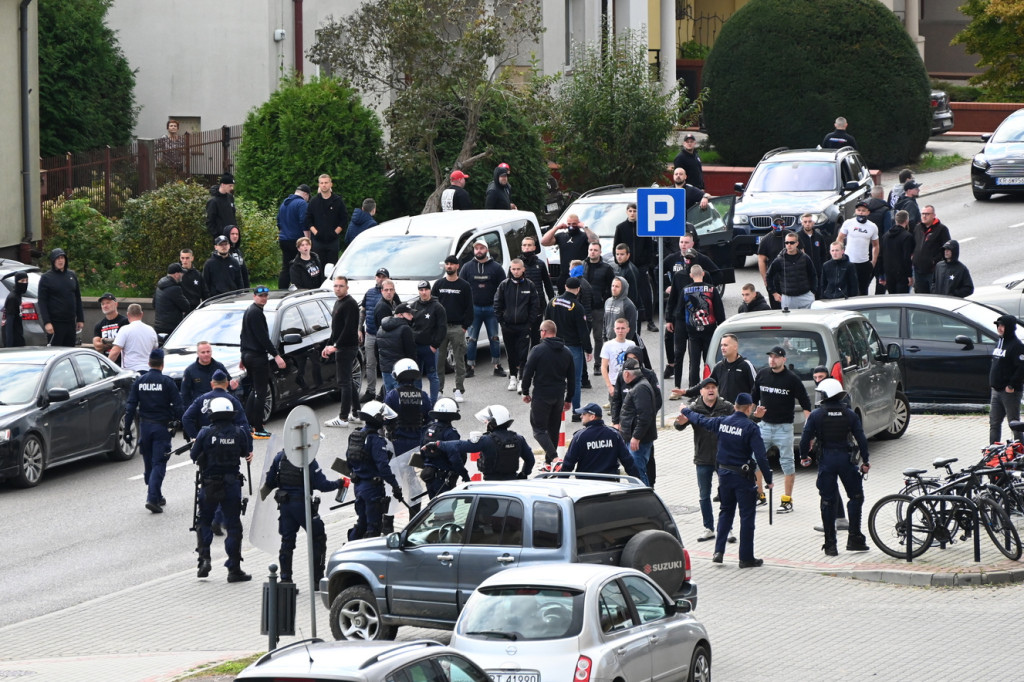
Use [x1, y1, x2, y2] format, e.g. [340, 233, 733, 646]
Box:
[48, 321, 77, 347]
[502, 323, 531, 377]
[313, 241, 339, 270]
[335, 345, 361, 419]
[243, 352, 270, 431]
[278, 239, 299, 289]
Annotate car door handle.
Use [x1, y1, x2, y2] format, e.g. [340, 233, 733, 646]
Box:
[906, 346, 921, 353]
[496, 555, 515, 564]
[435, 552, 454, 562]
[649, 635, 660, 644]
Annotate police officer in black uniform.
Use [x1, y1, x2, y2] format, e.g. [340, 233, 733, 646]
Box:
[264, 449, 341, 584]
[561, 403, 641, 477]
[189, 397, 253, 582]
[435, 405, 533, 481]
[124, 348, 184, 514]
[678, 393, 773, 568]
[346, 401, 405, 540]
[383, 357, 432, 527]
[418, 397, 470, 498]
[799, 378, 871, 556]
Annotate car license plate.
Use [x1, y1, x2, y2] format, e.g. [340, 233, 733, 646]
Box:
[546, 203, 559, 212]
[488, 672, 539, 682]
[996, 177, 1024, 185]
[755, 235, 762, 244]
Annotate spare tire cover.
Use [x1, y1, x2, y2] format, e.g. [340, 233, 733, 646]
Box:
[619, 529, 686, 594]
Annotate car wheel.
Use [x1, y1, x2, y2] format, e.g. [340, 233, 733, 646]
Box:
[688, 643, 711, 682]
[350, 351, 365, 397]
[262, 384, 276, 425]
[876, 390, 910, 440]
[329, 585, 397, 641]
[972, 185, 993, 201]
[620, 529, 686, 594]
[13, 434, 45, 488]
[108, 417, 139, 462]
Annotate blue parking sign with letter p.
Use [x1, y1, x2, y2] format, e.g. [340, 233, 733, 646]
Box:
[637, 188, 689, 237]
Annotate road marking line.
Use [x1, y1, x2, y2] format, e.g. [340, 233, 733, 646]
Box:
[1011, 222, 1024, 228]
[957, 236, 975, 243]
[128, 460, 193, 481]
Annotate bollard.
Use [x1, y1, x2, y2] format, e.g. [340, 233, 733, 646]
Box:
[264, 564, 279, 651]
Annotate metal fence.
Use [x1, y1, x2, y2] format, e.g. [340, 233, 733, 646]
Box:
[39, 124, 243, 235]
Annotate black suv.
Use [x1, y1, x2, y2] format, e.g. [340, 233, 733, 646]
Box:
[731, 147, 873, 267]
[319, 473, 696, 641]
[161, 288, 362, 422]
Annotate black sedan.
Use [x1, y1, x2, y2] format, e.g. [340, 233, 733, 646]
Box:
[0, 347, 138, 487]
[814, 295, 1005, 405]
[971, 108, 1024, 201]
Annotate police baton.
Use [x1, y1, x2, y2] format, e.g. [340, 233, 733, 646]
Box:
[768, 487, 773, 526]
[170, 440, 194, 457]
[246, 459, 253, 496]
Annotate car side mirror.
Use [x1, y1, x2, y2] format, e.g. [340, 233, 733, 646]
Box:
[733, 182, 745, 193]
[886, 343, 902, 361]
[282, 333, 302, 345]
[386, 532, 403, 549]
[674, 598, 692, 614]
[954, 334, 975, 350]
[47, 387, 70, 403]
[844, 181, 860, 193]
[981, 133, 991, 142]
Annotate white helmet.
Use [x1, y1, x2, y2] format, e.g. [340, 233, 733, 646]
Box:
[475, 404, 513, 430]
[430, 397, 461, 421]
[817, 378, 847, 402]
[394, 358, 421, 383]
[359, 400, 398, 427]
[208, 396, 235, 419]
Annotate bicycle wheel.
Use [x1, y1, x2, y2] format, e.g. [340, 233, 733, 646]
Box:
[868, 493, 935, 559]
[977, 495, 1023, 561]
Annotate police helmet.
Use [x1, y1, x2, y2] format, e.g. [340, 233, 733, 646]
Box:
[359, 400, 398, 427]
[429, 397, 461, 421]
[394, 358, 421, 384]
[475, 404, 513, 431]
[208, 396, 235, 420]
[817, 378, 847, 402]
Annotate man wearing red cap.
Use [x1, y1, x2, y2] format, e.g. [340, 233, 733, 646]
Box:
[442, 170, 472, 211]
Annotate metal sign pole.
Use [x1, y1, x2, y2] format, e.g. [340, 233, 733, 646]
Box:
[300, 419, 317, 638]
[658, 239, 665, 428]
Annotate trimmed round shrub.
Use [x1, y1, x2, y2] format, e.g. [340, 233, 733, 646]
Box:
[234, 77, 388, 215]
[47, 199, 119, 289]
[703, 0, 931, 168]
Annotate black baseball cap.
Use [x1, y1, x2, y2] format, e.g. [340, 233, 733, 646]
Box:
[417, 280, 431, 289]
[375, 268, 390, 277]
[98, 292, 117, 302]
[254, 285, 271, 295]
[394, 303, 413, 315]
[766, 345, 787, 357]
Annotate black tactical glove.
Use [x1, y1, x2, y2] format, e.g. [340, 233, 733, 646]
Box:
[123, 428, 133, 446]
[393, 489, 405, 504]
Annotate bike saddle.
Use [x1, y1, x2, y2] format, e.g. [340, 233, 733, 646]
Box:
[932, 457, 957, 468]
[902, 468, 928, 477]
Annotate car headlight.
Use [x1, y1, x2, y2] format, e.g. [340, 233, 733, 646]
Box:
[0, 429, 11, 443]
[732, 214, 749, 225]
[810, 213, 828, 225]
[972, 155, 989, 170]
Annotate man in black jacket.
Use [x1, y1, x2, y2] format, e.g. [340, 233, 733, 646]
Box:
[521, 320, 574, 464]
[562, 403, 641, 477]
[322, 276, 362, 427]
[612, 204, 656, 332]
[484, 164, 516, 210]
[206, 173, 236, 239]
[240, 286, 287, 439]
[432, 257, 473, 401]
[203, 236, 244, 297]
[305, 173, 348, 269]
[460, 239, 507, 377]
[618, 359, 658, 485]
[153, 263, 191, 335]
[541, 213, 598, 291]
[544, 277, 593, 415]
[584, 241, 615, 373]
[879, 210, 914, 294]
[765, 232, 818, 309]
[410, 280, 447, 403]
[932, 240, 974, 298]
[376, 304, 417, 395]
[990, 314, 1024, 443]
[179, 249, 206, 311]
[819, 242, 860, 301]
[441, 170, 473, 211]
[37, 247, 85, 347]
[495, 259, 542, 394]
[738, 284, 771, 314]
[613, 244, 648, 324]
[911, 204, 950, 294]
[673, 133, 704, 189]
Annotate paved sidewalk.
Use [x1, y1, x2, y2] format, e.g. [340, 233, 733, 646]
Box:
[1, 413, 1018, 681]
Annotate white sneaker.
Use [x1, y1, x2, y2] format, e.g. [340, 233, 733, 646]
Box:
[452, 389, 464, 403]
[516, 378, 523, 394]
[507, 376, 518, 391]
[348, 414, 364, 426]
[324, 417, 348, 428]
[697, 528, 715, 542]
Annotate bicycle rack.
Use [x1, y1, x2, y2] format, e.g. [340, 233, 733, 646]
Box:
[904, 494, 981, 564]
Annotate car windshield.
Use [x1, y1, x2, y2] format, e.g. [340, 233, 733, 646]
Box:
[164, 308, 246, 347]
[459, 587, 585, 641]
[0, 363, 44, 404]
[571, 200, 633, 239]
[336, 235, 454, 279]
[715, 329, 826, 380]
[991, 117, 1024, 144]
[746, 161, 836, 192]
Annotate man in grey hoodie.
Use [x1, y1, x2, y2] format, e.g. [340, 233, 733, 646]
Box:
[603, 276, 638, 344]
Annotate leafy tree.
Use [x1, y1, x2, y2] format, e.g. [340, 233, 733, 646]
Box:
[234, 77, 387, 215]
[38, 0, 137, 157]
[953, 0, 1024, 101]
[703, 0, 931, 167]
[48, 200, 119, 289]
[308, 0, 544, 212]
[544, 30, 704, 190]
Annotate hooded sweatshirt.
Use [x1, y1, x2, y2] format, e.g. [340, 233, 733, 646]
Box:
[484, 166, 512, 210]
[603, 276, 638, 342]
[202, 248, 244, 297]
[990, 315, 1024, 392]
[206, 185, 236, 239]
[153, 274, 191, 334]
[932, 239, 973, 298]
[37, 248, 84, 326]
[737, 291, 770, 314]
[224, 225, 250, 288]
[2, 271, 29, 346]
[459, 255, 505, 307]
[344, 208, 378, 245]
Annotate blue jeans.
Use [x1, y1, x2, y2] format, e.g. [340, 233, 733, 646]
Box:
[696, 464, 716, 530]
[759, 422, 795, 475]
[630, 441, 653, 486]
[467, 305, 500, 364]
[382, 372, 397, 396]
[568, 345, 584, 410]
[913, 268, 934, 294]
[416, 344, 439, 403]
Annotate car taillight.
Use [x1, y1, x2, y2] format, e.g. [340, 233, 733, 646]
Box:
[930, 97, 939, 108]
[830, 362, 843, 385]
[574, 656, 593, 681]
[683, 547, 692, 582]
[21, 302, 38, 321]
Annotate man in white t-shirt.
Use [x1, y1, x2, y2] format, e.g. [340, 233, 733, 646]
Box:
[601, 318, 634, 401]
[109, 303, 159, 371]
[837, 201, 879, 296]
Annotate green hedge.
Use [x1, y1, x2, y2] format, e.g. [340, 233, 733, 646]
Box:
[47, 200, 120, 290]
[703, 0, 931, 167]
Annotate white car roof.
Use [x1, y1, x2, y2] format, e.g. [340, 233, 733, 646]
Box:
[363, 209, 538, 237]
[476, 563, 641, 591]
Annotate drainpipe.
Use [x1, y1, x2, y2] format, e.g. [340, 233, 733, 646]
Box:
[293, 0, 303, 76]
[20, 0, 35, 246]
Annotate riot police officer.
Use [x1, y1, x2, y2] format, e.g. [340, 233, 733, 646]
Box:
[434, 405, 534, 481]
[383, 358, 432, 527]
[419, 397, 470, 498]
[264, 449, 340, 584]
[345, 401, 405, 540]
[189, 397, 253, 582]
[678, 393, 773, 568]
[124, 348, 183, 513]
[799, 378, 871, 556]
